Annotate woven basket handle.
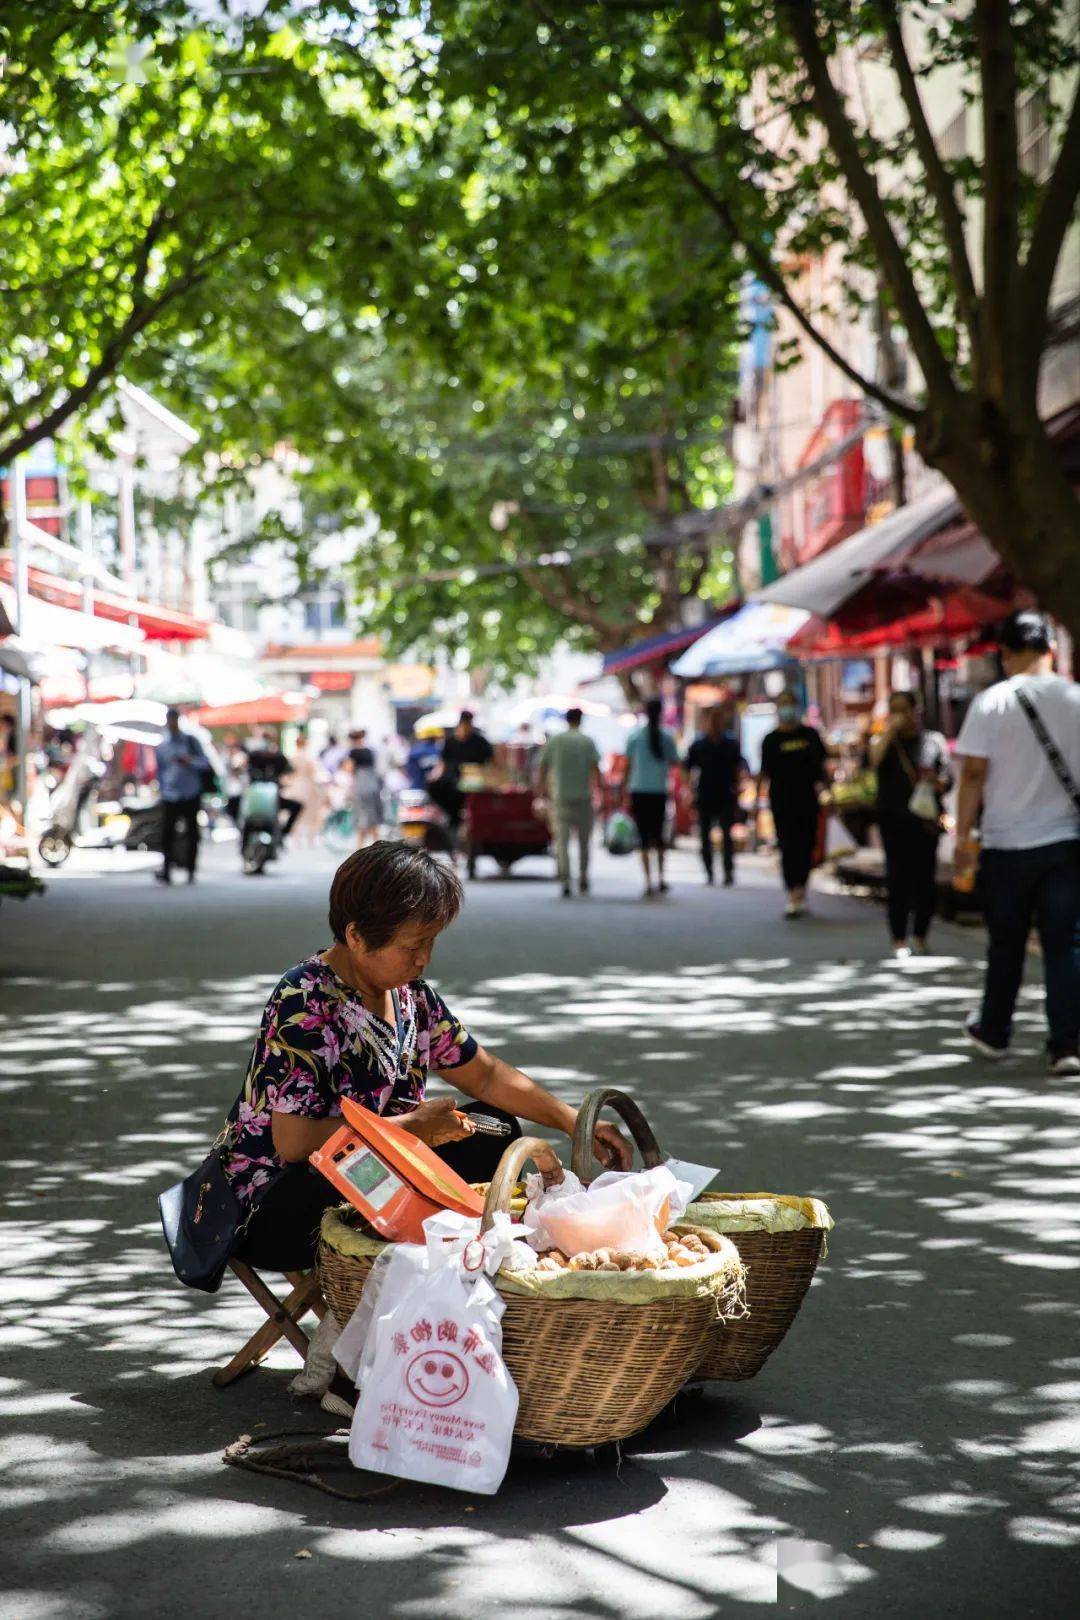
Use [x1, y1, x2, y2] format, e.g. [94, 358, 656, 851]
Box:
[570, 1087, 664, 1182]
[480, 1136, 560, 1234]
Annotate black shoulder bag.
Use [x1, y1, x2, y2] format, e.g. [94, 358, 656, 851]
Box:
[157, 1129, 248, 1293]
[1015, 688, 1080, 816]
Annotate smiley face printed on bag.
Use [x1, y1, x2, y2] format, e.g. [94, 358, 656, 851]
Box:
[405, 1350, 470, 1408]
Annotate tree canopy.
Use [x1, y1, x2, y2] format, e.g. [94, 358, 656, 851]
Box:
[5, 1, 1078, 666]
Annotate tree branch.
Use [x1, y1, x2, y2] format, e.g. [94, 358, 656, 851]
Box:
[974, 0, 1020, 397]
[779, 0, 955, 403]
[876, 0, 980, 338]
[1020, 75, 1080, 352]
[519, 562, 627, 644]
[526, 0, 920, 424]
[0, 230, 236, 465]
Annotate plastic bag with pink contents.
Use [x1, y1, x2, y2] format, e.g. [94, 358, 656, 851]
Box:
[521, 1165, 692, 1259]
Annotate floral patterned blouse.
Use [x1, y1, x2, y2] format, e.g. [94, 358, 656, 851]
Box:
[222, 954, 478, 1205]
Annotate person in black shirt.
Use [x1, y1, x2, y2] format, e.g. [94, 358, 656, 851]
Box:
[757, 690, 829, 918]
[684, 702, 748, 886]
[428, 711, 495, 845]
[245, 730, 303, 841]
[869, 691, 952, 956]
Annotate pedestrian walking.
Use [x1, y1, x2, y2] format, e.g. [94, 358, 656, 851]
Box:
[320, 733, 347, 778]
[757, 689, 829, 918]
[683, 701, 748, 887]
[624, 696, 679, 898]
[537, 707, 602, 896]
[287, 732, 328, 846]
[954, 611, 1080, 1075]
[346, 728, 385, 848]
[153, 707, 210, 886]
[869, 691, 952, 957]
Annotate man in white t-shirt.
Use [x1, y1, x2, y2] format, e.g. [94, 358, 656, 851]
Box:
[954, 611, 1080, 1075]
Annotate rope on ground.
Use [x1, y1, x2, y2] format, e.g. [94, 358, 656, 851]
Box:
[223, 1429, 402, 1503]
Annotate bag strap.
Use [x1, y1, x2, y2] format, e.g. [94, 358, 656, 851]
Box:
[892, 736, 918, 787]
[1015, 688, 1080, 814]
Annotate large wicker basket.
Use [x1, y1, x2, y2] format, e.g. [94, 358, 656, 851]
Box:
[319, 1121, 744, 1449]
[570, 1093, 831, 1384]
[679, 1194, 829, 1381]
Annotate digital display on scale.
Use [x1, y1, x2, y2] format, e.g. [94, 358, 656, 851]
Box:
[341, 1147, 404, 1211]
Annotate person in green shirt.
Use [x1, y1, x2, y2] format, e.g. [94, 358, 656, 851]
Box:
[537, 708, 603, 896]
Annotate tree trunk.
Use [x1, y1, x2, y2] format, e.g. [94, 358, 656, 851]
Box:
[920, 405, 1080, 653]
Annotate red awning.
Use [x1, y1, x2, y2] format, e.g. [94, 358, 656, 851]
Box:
[796, 582, 1033, 656]
[194, 694, 312, 729]
[0, 559, 212, 641]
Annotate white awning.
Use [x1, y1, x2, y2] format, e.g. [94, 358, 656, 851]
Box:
[671, 603, 812, 678]
[21, 594, 146, 654]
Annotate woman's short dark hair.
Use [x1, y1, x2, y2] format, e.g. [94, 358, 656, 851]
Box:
[889, 689, 918, 709]
[328, 842, 463, 947]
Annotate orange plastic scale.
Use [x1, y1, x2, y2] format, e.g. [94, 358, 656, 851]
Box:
[309, 1097, 484, 1243]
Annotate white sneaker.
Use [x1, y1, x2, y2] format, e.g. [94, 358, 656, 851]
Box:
[320, 1388, 355, 1419]
[1048, 1050, 1080, 1077]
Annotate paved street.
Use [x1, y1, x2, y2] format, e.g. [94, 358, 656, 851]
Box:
[3, 839, 1079, 1618]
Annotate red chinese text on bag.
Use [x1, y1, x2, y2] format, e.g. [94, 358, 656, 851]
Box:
[345, 1215, 519, 1494]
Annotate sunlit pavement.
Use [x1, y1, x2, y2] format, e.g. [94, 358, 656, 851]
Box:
[3, 837, 1079, 1619]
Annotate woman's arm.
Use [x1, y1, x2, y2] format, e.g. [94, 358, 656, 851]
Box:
[271, 1111, 343, 1163]
[443, 1045, 632, 1170]
[272, 1096, 474, 1162]
[867, 727, 894, 769]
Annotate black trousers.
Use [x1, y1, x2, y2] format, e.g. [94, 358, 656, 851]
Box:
[978, 840, 1080, 1050]
[772, 809, 817, 892]
[698, 798, 737, 880]
[236, 1102, 522, 1273]
[162, 796, 200, 876]
[279, 795, 303, 839]
[878, 812, 939, 942]
[630, 791, 667, 851]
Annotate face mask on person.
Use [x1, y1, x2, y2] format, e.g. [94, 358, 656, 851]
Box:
[777, 704, 799, 724]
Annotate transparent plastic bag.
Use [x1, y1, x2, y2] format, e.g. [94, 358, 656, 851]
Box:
[522, 1164, 692, 1259]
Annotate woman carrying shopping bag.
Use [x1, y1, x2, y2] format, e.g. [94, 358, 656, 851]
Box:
[624, 696, 679, 899]
[870, 691, 952, 957]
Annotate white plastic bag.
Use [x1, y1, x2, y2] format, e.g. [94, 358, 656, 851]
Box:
[522, 1164, 693, 1259]
[343, 1213, 520, 1495]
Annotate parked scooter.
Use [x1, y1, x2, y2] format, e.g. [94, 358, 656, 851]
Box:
[37, 749, 109, 866]
[239, 779, 281, 875]
[397, 787, 454, 855]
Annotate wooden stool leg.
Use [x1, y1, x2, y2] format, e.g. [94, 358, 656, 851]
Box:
[211, 1263, 326, 1389]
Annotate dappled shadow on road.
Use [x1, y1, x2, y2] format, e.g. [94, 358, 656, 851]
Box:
[3, 944, 1080, 1616]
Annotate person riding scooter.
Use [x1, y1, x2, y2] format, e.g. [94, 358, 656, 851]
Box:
[244, 732, 302, 843]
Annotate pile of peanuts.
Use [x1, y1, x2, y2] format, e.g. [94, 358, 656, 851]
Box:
[534, 1226, 726, 1274]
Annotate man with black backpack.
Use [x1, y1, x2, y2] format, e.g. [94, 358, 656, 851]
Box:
[955, 611, 1080, 1075]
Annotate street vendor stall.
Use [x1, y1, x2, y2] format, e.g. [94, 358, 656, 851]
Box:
[445, 752, 552, 878]
[312, 1088, 831, 1484]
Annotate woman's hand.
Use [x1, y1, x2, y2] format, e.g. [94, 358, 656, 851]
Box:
[398, 1097, 476, 1147]
[593, 1121, 633, 1171]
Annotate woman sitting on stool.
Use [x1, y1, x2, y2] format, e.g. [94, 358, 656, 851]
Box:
[218, 841, 632, 1275]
